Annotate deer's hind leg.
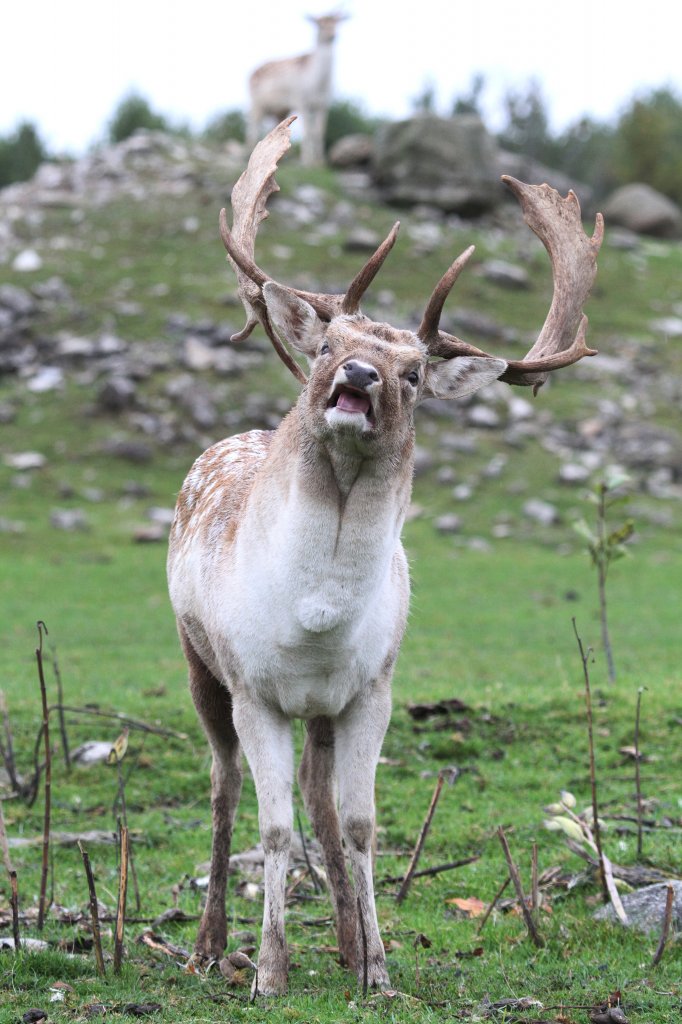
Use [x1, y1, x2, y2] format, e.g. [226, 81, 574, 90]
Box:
[298, 717, 358, 972]
[180, 624, 243, 960]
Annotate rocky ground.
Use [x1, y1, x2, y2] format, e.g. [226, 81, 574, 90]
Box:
[1, 130, 681, 544]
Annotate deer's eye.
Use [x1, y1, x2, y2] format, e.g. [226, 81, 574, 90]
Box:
[319, 342, 330, 355]
[406, 370, 420, 387]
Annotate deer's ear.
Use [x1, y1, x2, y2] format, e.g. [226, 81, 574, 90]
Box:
[422, 356, 508, 400]
[263, 282, 325, 359]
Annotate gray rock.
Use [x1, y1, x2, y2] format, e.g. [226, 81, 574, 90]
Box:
[594, 881, 682, 933]
[497, 150, 594, 210]
[0, 517, 25, 534]
[480, 259, 530, 290]
[98, 376, 137, 411]
[372, 115, 499, 214]
[522, 498, 560, 526]
[0, 283, 37, 316]
[467, 404, 501, 428]
[12, 248, 42, 272]
[343, 227, 382, 253]
[50, 508, 90, 531]
[558, 463, 591, 485]
[56, 335, 96, 359]
[328, 134, 374, 168]
[26, 366, 63, 392]
[4, 451, 47, 470]
[434, 514, 462, 534]
[603, 183, 682, 238]
[650, 316, 682, 339]
[183, 335, 215, 371]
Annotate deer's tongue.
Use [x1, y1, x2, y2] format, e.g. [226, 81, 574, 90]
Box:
[336, 390, 371, 415]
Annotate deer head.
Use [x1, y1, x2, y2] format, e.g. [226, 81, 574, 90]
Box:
[221, 116, 603, 402]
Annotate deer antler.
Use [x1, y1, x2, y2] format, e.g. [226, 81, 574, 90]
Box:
[419, 177, 603, 393]
[221, 117, 400, 383]
[223, 119, 602, 392]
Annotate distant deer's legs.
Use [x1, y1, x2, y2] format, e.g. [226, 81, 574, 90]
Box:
[180, 625, 242, 960]
[335, 682, 392, 988]
[299, 717, 358, 971]
[301, 105, 327, 166]
[232, 696, 294, 995]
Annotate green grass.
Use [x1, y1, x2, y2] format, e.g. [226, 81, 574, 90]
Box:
[1, 153, 681, 1022]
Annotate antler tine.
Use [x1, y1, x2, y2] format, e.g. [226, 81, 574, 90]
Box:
[341, 222, 401, 315]
[417, 245, 475, 352]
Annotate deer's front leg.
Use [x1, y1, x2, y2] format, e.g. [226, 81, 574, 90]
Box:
[335, 681, 392, 990]
[232, 696, 294, 995]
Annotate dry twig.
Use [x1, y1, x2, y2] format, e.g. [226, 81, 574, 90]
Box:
[0, 692, 21, 796]
[651, 883, 675, 966]
[78, 842, 106, 976]
[531, 842, 539, 917]
[9, 871, 20, 951]
[49, 640, 71, 771]
[396, 770, 457, 904]
[0, 799, 12, 875]
[36, 621, 52, 930]
[497, 827, 545, 948]
[573, 618, 609, 904]
[476, 876, 511, 935]
[114, 823, 129, 973]
[381, 855, 479, 886]
[634, 687, 646, 860]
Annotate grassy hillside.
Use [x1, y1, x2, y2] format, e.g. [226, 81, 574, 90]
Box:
[0, 141, 681, 1022]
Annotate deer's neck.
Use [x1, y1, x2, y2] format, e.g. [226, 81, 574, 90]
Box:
[239, 414, 414, 634]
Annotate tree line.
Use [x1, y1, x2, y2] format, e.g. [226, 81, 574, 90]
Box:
[2, 80, 682, 206]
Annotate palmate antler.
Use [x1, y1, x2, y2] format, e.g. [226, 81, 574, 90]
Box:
[220, 118, 603, 391]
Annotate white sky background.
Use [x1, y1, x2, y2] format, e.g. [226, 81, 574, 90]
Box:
[2, 0, 681, 155]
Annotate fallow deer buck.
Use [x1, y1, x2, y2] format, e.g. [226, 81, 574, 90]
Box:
[167, 116, 603, 995]
[246, 12, 346, 166]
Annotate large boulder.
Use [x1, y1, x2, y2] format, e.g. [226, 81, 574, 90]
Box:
[603, 183, 682, 238]
[371, 115, 499, 215]
[497, 150, 594, 211]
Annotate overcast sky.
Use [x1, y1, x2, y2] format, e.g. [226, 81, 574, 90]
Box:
[3, 0, 681, 154]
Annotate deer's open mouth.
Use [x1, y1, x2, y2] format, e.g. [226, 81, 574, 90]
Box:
[327, 385, 375, 425]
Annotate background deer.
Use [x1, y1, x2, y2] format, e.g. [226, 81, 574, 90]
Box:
[167, 118, 603, 995]
[246, 12, 347, 166]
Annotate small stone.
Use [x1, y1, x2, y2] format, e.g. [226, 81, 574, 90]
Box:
[452, 483, 473, 501]
[467, 404, 501, 428]
[0, 283, 37, 315]
[434, 514, 462, 534]
[56, 335, 96, 359]
[343, 227, 382, 253]
[27, 367, 64, 392]
[133, 525, 166, 543]
[50, 508, 90, 531]
[183, 335, 215, 371]
[0, 517, 26, 533]
[522, 498, 560, 526]
[480, 259, 530, 289]
[98, 376, 137, 411]
[507, 396, 534, 421]
[147, 507, 175, 527]
[4, 451, 47, 470]
[558, 463, 591, 485]
[650, 316, 682, 338]
[13, 248, 43, 272]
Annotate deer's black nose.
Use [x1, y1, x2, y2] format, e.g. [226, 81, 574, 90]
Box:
[342, 361, 380, 389]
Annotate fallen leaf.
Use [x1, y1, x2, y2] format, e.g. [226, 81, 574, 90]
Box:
[445, 896, 487, 917]
[108, 728, 129, 764]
